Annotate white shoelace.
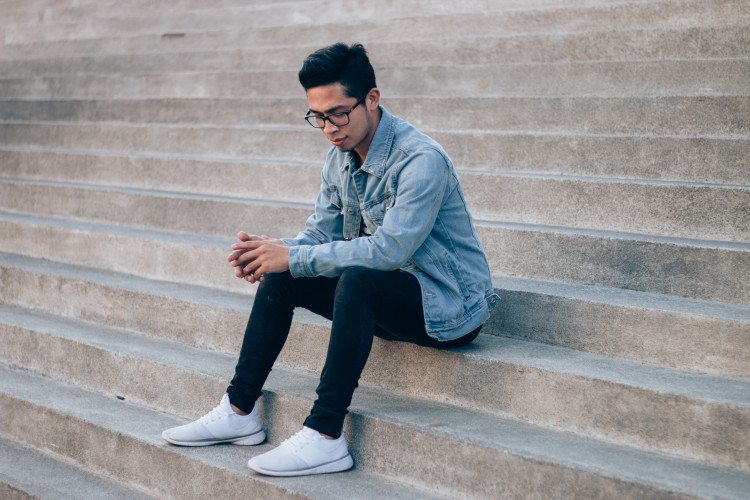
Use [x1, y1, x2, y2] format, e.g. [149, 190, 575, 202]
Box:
[282, 429, 318, 453]
[198, 403, 228, 425]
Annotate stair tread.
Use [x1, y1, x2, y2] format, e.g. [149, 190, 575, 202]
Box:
[0, 438, 156, 500]
[2, 268, 748, 412]
[2, 146, 747, 186]
[0, 366, 444, 500]
[1, 334, 749, 499]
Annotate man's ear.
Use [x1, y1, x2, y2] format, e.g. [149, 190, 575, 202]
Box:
[366, 88, 381, 110]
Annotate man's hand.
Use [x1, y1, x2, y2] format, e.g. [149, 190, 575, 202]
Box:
[227, 231, 289, 284]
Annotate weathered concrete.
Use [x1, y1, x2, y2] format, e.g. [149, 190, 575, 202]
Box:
[2, 250, 748, 379]
[0, 438, 156, 499]
[0, 367, 440, 500]
[1, 60, 748, 99]
[2, 122, 747, 184]
[2, 353, 749, 498]
[2, 27, 749, 76]
[2, 209, 748, 305]
[2, 96, 748, 137]
[2, 280, 750, 470]
[2, 0, 747, 61]
[2, 175, 748, 242]
[1, 0, 748, 496]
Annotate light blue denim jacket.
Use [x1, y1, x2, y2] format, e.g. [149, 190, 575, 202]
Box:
[283, 106, 499, 341]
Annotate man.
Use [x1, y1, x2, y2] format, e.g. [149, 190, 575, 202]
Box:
[162, 42, 499, 477]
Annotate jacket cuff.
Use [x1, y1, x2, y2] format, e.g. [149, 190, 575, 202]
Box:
[288, 245, 312, 278]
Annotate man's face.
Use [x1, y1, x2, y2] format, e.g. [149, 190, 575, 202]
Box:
[305, 83, 378, 158]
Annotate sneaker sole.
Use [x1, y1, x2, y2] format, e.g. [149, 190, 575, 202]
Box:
[247, 453, 354, 477]
[161, 428, 266, 447]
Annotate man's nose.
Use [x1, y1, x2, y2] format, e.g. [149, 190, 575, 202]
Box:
[323, 119, 340, 133]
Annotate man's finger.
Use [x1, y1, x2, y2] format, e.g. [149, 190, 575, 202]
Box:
[231, 240, 264, 251]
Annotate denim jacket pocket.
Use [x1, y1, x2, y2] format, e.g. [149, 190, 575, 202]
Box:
[329, 185, 343, 211]
[362, 191, 395, 233]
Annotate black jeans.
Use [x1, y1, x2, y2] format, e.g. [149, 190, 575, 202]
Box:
[226, 267, 481, 439]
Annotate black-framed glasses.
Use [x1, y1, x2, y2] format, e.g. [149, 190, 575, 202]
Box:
[304, 94, 367, 128]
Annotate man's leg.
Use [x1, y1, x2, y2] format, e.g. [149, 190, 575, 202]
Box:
[227, 270, 339, 413]
[162, 271, 339, 447]
[248, 267, 482, 476]
[303, 267, 479, 438]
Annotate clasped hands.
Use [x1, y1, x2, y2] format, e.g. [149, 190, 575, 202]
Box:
[227, 231, 290, 284]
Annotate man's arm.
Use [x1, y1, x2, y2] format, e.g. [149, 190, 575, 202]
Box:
[289, 148, 452, 278]
[229, 167, 344, 283]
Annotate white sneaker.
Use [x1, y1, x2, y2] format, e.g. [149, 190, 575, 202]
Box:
[161, 394, 265, 446]
[247, 426, 354, 476]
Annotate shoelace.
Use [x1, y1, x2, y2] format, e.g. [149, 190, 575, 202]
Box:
[282, 429, 318, 453]
[199, 403, 228, 425]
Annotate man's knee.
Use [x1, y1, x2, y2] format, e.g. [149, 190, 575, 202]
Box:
[337, 267, 381, 291]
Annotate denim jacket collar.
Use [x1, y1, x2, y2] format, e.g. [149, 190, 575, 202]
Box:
[341, 105, 394, 179]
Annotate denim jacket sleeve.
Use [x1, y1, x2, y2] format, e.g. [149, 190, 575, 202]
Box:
[286, 148, 451, 278]
[282, 172, 342, 248]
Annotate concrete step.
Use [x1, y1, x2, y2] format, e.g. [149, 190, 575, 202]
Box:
[0, 438, 156, 500]
[3, 0, 726, 44]
[2, 173, 748, 247]
[3, 0, 636, 26]
[0, 178, 312, 242]
[2, 26, 749, 77]
[2, 310, 749, 487]
[1, 0, 279, 26]
[2, 145, 747, 195]
[1, 208, 748, 306]
[6, 0, 745, 32]
[477, 221, 750, 306]
[489, 275, 750, 380]
[2, 96, 748, 138]
[3, 364, 740, 500]
[0, 366, 443, 500]
[0, 149, 323, 205]
[2, 0, 747, 60]
[1, 59, 748, 100]
[2, 265, 749, 472]
[2, 123, 747, 185]
[2, 250, 747, 380]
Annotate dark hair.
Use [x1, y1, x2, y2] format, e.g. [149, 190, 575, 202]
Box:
[298, 42, 377, 99]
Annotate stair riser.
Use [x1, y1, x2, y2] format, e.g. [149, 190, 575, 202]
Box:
[2, 0, 729, 44]
[4, 0, 746, 50]
[0, 396, 302, 499]
[0, 341, 710, 498]
[464, 176, 750, 242]
[479, 226, 750, 306]
[0, 264, 251, 355]
[0, 216, 246, 292]
[3, 26, 749, 76]
[280, 326, 750, 473]
[0, 183, 310, 239]
[2, 215, 747, 305]
[4, 258, 747, 380]
[2, 306, 748, 471]
[0, 150, 322, 205]
[2, 60, 748, 100]
[3, 96, 748, 137]
[3, 178, 748, 242]
[2, 123, 747, 184]
[3, 147, 747, 198]
[486, 289, 750, 379]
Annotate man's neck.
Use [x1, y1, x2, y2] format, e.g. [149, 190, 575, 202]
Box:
[353, 107, 382, 166]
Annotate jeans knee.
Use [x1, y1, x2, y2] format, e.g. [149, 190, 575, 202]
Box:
[337, 267, 379, 293]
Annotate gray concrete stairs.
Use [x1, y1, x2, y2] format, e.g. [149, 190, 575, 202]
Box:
[0, 0, 748, 497]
